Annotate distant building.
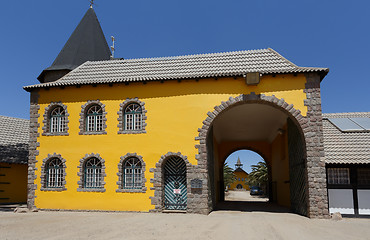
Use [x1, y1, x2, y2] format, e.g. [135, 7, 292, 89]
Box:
[0, 116, 29, 204]
[229, 157, 249, 190]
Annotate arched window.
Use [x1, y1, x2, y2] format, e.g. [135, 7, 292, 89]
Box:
[124, 103, 142, 131]
[123, 157, 142, 189]
[84, 158, 103, 188]
[45, 158, 64, 188]
[86, 105, 103, 132]
[42, 102, 69, 136]
[50, 107, 66, 133]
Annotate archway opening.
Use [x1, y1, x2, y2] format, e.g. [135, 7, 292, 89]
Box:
[206, 102, 308, 215]
[224, 150, 269, 203]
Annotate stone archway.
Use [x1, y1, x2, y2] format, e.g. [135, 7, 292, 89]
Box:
[194, 92, 328, 218]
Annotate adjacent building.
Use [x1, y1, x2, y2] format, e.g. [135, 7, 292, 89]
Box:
[323, 112, 370, 217]
[0, 116, 29, 204]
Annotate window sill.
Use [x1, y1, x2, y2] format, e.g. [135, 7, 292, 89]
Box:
[77, 188, 106, 192]
[42, 132, 69, 136]
[118, 130, 146, 134]
[40, 187, 67, 192]
[79, 131, 107, 135]
[116, 187, 147, 193]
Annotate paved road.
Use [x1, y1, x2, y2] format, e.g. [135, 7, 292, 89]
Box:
[1, 209, 370, 240]
[225, 190, 269, 202]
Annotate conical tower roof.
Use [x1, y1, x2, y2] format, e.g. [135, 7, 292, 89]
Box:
[38, 7, 111, 83]
[235, 157, 243, 169]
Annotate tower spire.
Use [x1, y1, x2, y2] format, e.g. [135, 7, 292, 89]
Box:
[37, 6, 111, 83]
[235, 157, 243, 169]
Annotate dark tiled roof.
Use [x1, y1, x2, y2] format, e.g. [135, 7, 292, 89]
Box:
[25, 48, 328, 90]
[37, 7, 111, 83]
[323, 112, 370, 164]
[0, 116, 29, 164]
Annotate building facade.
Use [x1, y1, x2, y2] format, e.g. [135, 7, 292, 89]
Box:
[0, 116, 29, 204]
[323, 112, 370, 217]
[229, 158, 249, 190]
[24, 7, 330, 218]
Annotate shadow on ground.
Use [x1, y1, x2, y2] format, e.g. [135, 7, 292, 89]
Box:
[216, 201, 291, 213]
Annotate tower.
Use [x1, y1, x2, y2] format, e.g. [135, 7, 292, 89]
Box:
[235, 157, 243, 169]
[37, 6, 111, 83]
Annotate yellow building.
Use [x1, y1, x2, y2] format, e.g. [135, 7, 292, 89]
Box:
[229, 158, 249, 190]
[0, 116, 28, 204]
[24, 6, 331, 218]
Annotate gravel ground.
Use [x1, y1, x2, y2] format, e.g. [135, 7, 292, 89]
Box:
[1, 192, 369, 240]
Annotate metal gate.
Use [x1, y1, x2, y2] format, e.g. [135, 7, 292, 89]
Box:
[288, 118, 308, 216]
[164, 156, 187, 210]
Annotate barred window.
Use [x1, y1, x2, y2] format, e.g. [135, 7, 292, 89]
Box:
[86, 105, 103, 132]
[45, 158, 64, 188]
[124, 103, 142, 131]
[123, 157, 142, 189]
[327, 168, 350, 184]
[49, 107, 66, 133]
[84, 158, 103, 188]
[358, 168, 370, 186]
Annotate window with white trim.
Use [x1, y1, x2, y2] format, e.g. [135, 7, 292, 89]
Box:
[84, 157, 103, 188]
[50, 107, 66, 133]
[124, 103, 142, 131]
[45, 158, 64, 188]
[86, 105, 103, 132]
[123, 157, 142, 189]
[327, 168, 350, 184]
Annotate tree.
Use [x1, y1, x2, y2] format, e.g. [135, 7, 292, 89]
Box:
[246, 161, 268, 192]
[223, 162, 236, 191]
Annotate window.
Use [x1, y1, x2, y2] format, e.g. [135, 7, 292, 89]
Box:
[45, 158, 64, 188]
[118, 98, 147, 134]
[123, 157, 142, 189]
[84, 158, 103, 188]
[117, 153, 146, 193]
[124, 103, 142, 131]
[86, 105, 103, 132]
[327, 168, 350, 184]
[358, 168, 370, 186]
[79, 100, 107, 135]
[42, 102, 69, 136]
[40, 153, 66, 191]
[50, 107, 66, 133]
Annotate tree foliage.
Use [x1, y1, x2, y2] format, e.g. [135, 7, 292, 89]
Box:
[246, 161, 268, 187]
[223, 162, 235, 189]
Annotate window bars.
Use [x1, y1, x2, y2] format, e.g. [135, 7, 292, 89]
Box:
[123, 157, 142, 189]
[50, 107, 66, 133]
[328, 168, 350, 184]
[124, 103, 142, 131]
[84, 158, 103, 188]
[86, 105, 103, 132]
[46, 158, 64, 188]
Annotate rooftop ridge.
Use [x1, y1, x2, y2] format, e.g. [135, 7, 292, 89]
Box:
[0, 115, 29, 121]
[85, 48, 272, 64]
[323, 112, 370, 118]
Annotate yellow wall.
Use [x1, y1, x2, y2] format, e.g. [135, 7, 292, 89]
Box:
[229, 171, 250, 190]
[270, 124, 291, 207]
[0, 163, 28, 204]
[34, 74, 307, 211]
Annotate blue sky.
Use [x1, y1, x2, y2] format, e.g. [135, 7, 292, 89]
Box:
[225, 150, 263, 173]
[0, 0, 369, 119]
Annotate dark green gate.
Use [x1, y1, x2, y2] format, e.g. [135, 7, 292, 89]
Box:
[164, 156, 187, 210]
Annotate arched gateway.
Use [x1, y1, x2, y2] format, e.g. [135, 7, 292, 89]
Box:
[188, 92, 328, 218]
